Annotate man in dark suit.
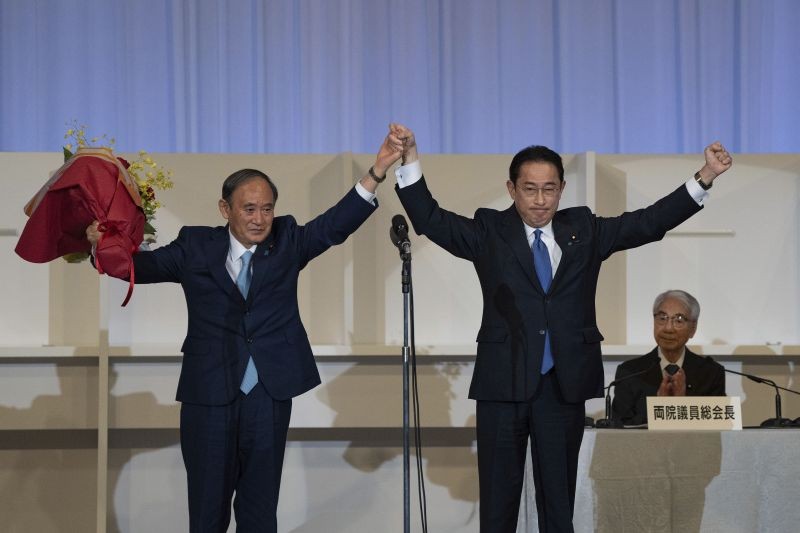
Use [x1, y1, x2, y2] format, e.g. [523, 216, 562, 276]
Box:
[390, 124, 732, 532]
[86, 130, 404, 532]
[612, 290, 726, 426]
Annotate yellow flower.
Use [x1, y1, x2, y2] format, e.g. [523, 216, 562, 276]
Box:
[62, 121, 175, 245]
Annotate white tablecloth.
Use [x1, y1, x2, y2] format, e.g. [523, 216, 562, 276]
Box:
[520, 429, 800, 532]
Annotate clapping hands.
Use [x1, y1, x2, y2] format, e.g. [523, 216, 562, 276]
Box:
[657, 368, 687, 397]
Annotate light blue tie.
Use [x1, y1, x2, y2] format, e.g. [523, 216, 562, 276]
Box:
[532, 229, 554, 374]
[237, 251, 258, 394]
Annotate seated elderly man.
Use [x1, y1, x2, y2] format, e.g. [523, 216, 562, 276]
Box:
[612, 290, 725, 425]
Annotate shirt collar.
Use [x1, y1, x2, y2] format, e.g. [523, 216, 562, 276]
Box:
[524, 220, 555, 242]
[657, 347, 686, 370]
[228, 230, 257, 261]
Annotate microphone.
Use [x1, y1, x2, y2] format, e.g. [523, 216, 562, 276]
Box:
[594, 359, 661, 428]
[706, 356, 798, 428]
[389, 214, 411, 255]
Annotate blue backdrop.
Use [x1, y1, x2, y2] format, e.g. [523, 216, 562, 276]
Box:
[1, 0, 798, 154]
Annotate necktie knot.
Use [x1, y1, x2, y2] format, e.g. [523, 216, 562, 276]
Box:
[665, 364, 680, 376]
[241, 250, 253, 267]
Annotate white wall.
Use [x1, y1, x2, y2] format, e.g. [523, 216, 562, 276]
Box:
[1, 151, 799, 532]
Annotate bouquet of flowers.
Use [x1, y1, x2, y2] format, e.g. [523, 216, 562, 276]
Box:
[61, 122, 174, 261]
[15, 122, 176, 306]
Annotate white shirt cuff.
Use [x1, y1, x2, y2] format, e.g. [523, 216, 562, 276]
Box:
[684, 177, 709, 206]
[355, 181, 377, 205]
[395, 160, 423, 188]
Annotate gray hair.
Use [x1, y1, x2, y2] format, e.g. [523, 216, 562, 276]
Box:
[652, 290, 700, 321]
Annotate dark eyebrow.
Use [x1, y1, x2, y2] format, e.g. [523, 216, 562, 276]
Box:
[522, 181, 559, 187]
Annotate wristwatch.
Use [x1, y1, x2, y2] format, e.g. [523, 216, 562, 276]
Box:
[693, 171, 712, 190]
[368, 166, 386, 183]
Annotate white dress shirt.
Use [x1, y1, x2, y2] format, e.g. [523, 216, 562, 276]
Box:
[524, 221, 561, 273]
[226, 233, 256, 282]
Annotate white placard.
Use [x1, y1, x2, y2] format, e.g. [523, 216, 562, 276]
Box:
[646, 396, 742, 430]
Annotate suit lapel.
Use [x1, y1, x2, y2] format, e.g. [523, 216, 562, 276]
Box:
[248, 231, 276, 300]
[551, 216, 579, 290]
[681, 348, 700, 393]
[499, 206, 542, 294]
[207, 226, 240, 301]
[643, 349, 664, 391]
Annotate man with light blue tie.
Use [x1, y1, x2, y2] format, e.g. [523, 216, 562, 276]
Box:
[86, 129, 405, 532]
[392, 124, 732, 532]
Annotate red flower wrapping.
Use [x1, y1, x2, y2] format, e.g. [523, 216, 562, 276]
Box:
[15, 147, 145, 305]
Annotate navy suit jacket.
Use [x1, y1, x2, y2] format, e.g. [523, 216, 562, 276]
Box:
[131, 187, 376, 405]
[397, 177, 703, 404]
[611, 347, 726, 425]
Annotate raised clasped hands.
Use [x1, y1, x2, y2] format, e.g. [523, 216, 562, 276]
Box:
[365, 124, 419, 191]
[388, 123, 417, 165]
[373, 127, 405, 179]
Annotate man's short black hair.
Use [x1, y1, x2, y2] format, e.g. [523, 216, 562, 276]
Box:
[221, 169, 278, 205]
[508, 145, 564, 184]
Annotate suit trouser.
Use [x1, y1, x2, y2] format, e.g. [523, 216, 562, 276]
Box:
[476, 371, 585, 533]
[180, 384, 292, 533]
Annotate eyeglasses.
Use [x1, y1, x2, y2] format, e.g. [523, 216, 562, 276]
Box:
[653, 313, 694, 329]
[517, 185, 561, 198]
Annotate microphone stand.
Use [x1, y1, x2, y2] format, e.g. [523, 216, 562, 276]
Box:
[401, 246, 411, 533]
[391, 225, 412, 533]
[595, 360, 662, 428]
[594, 385, 624, 428]
[399, 149, 411, 533]
[719, 366, 798, 428]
